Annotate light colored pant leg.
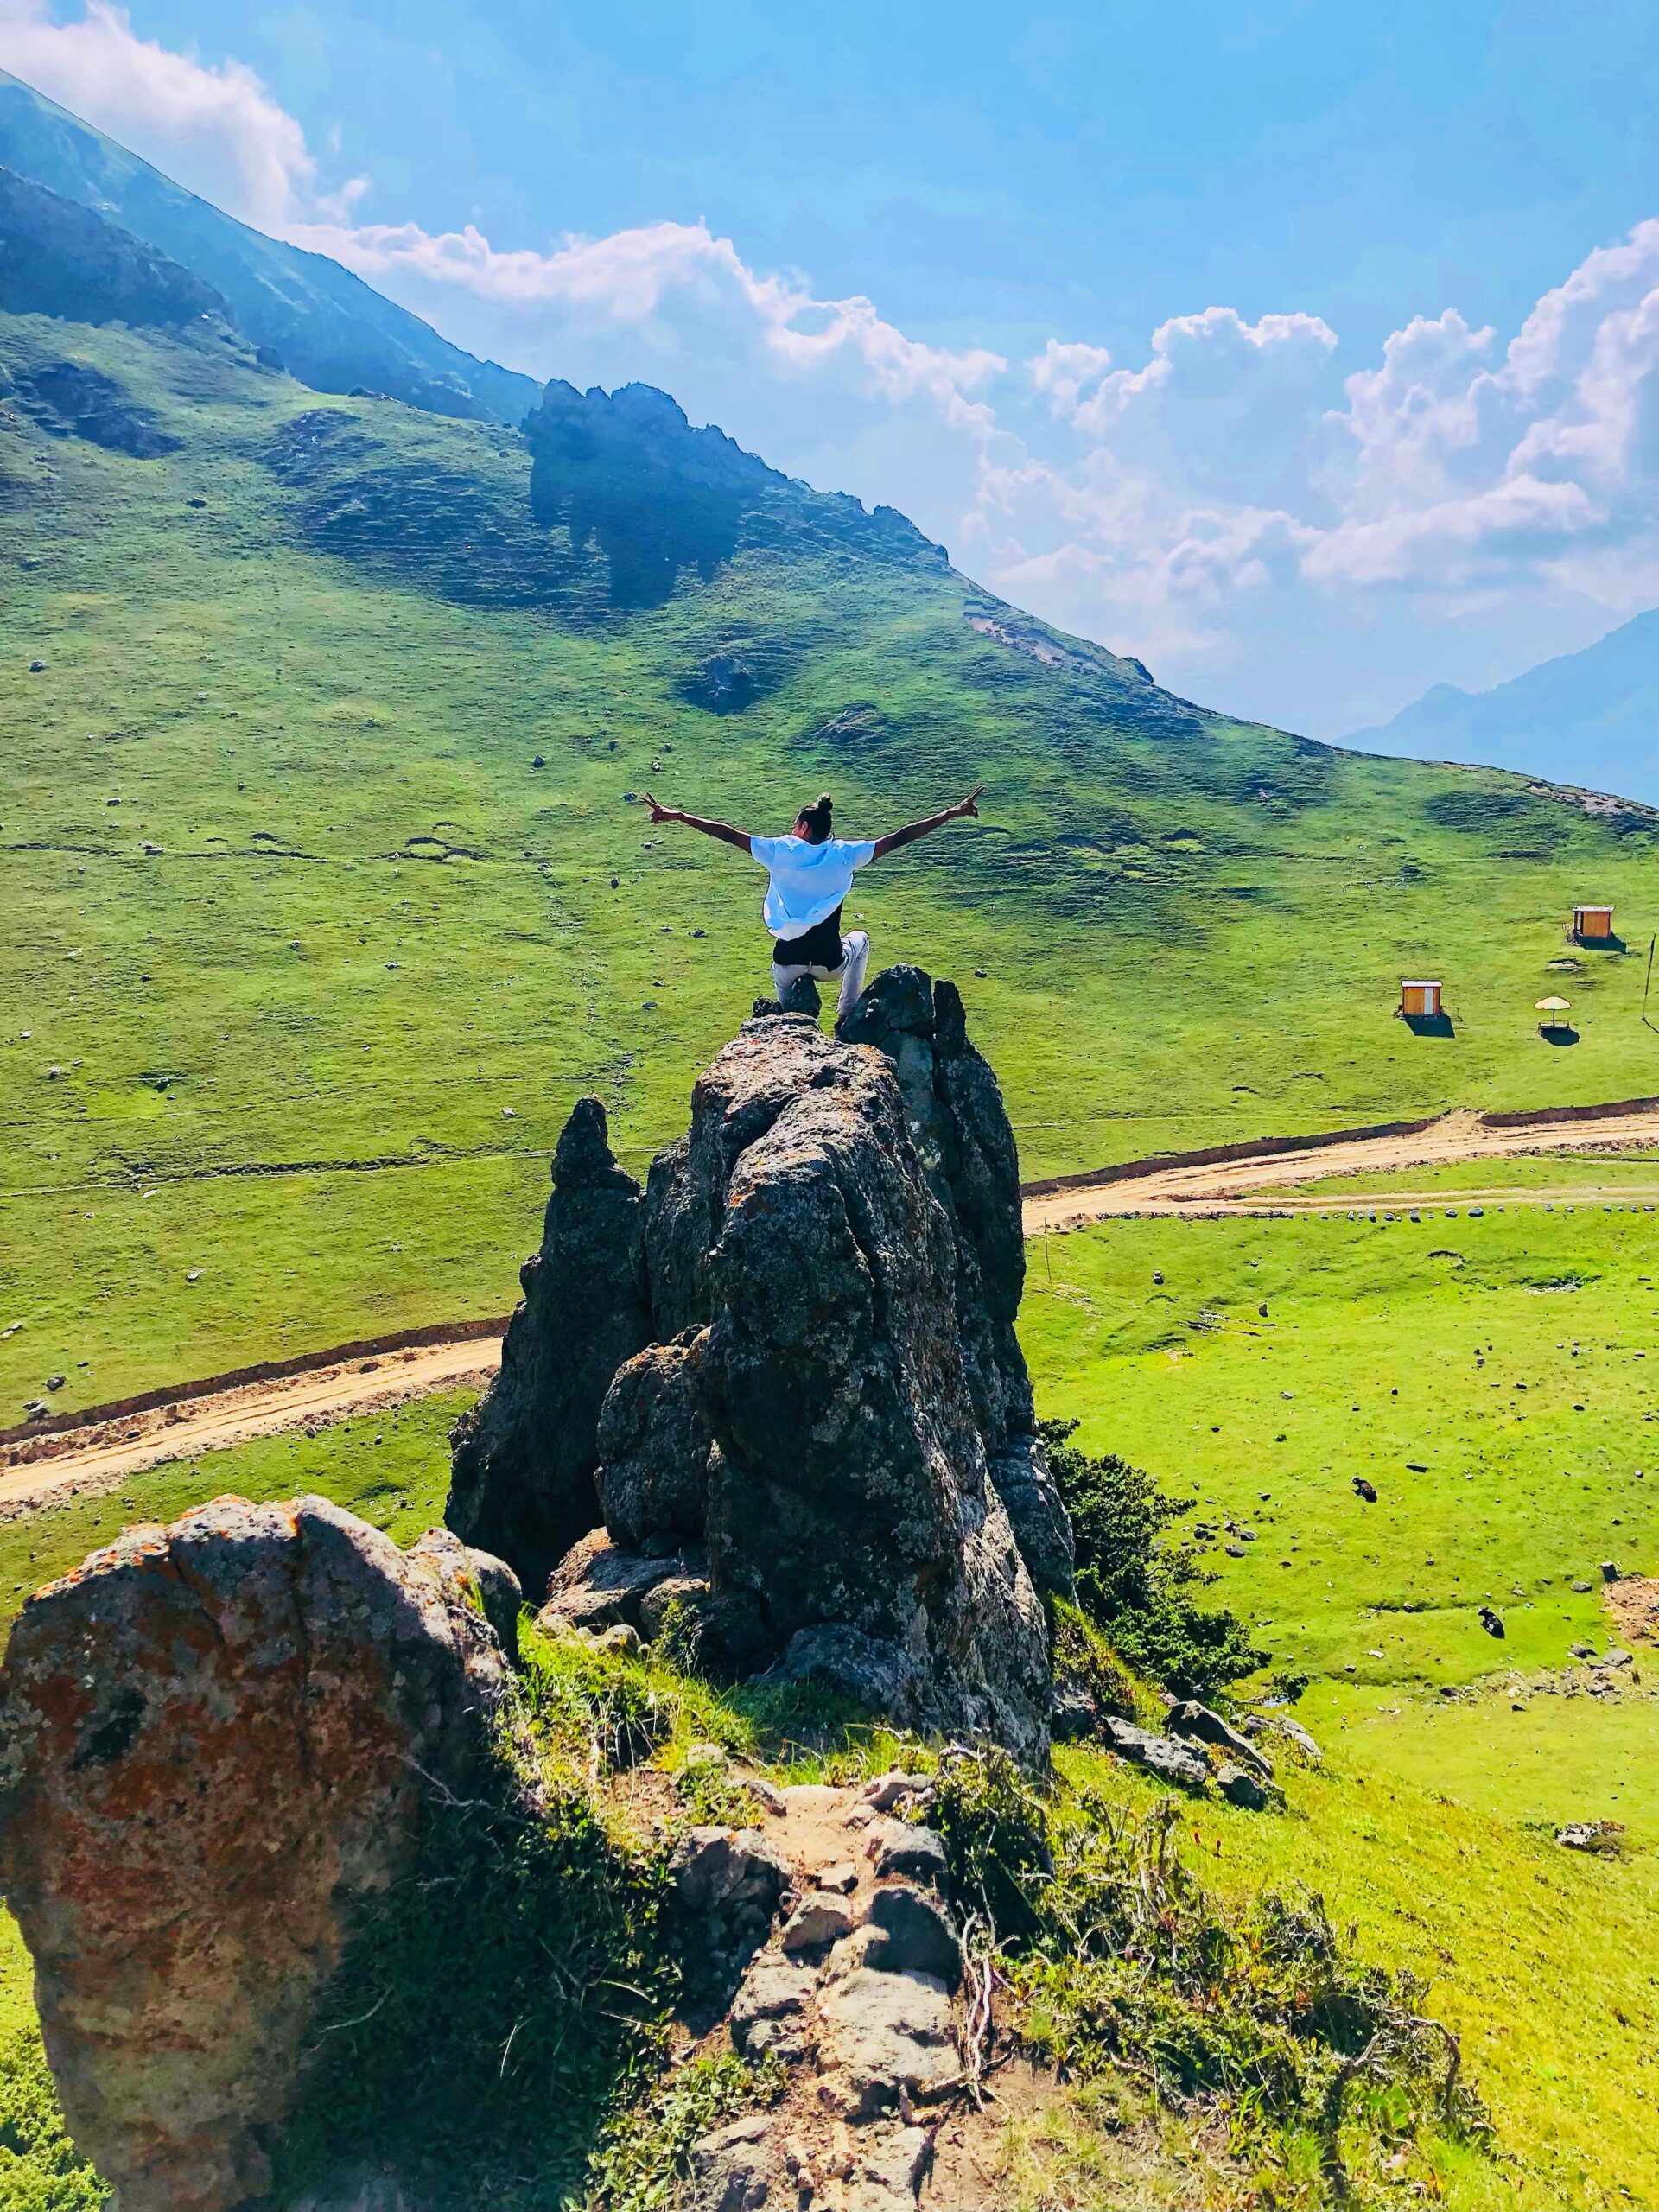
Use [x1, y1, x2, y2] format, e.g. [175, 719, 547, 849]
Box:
[836, 930, 869, 1016]
[772, 930, 869, 1014]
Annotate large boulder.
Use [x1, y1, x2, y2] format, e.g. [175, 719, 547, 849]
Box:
[679, 1020, 1049, 1755]
[452, 976, 1067, 1764]
[0, 1495, 536, 2212]
[448, 1095, 651, 1598]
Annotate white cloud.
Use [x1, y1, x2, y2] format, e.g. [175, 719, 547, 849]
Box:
[3, 5, 1656, 734]
[0, 0, 315, 227]
[290, 212, 1006, 430]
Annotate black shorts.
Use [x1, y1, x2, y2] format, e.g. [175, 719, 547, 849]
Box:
[771, 906, 846, 969]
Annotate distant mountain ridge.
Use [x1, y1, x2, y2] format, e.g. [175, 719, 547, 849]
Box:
[1344, 610, 1659, 806]
[0, 68, 541, 425]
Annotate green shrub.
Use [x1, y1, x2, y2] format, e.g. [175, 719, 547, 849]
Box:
[518, 1629, 677, 1775]
[927, 1747, 1054, 1948]
[1041, 1418, 1264, 1696]
[935, 1756, 1490, 2198]
[275, 1751, 674, 2209]
[0, 2028, 108, 2212]
[580, 2052, 784, 2212]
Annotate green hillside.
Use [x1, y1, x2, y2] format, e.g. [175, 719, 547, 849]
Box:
[3, 289, 1657, 1415]
[0, 70, 540, 424]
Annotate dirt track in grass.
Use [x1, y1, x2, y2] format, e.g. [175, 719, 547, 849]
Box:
[6, 1098, 1658, 1511]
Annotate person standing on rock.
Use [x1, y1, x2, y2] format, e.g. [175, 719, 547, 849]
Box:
[645, 786, 984, 1018]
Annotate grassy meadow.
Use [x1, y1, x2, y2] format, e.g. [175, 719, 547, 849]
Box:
[5, 309, 1659, 1419]
[3, 1191, 1658, 2202]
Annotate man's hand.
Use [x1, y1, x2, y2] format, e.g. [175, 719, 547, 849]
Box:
[645, 791, 678, 825]
[953, 784, 985, 820]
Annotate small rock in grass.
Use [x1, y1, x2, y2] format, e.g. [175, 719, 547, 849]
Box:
[1352, 1478, 1377, 1503]
[29, 660, 44, 672]
[186, 1269, 203, 1284]
[1478, 1605, 1505, 1639]
[1555, 1821, 1623, 1855]
[860, 1770, 934, 1815]
[531, 754, 545, 768]
[1600, 1560, 1620, 1582]
[44, 1374, 65, 1391]
[1102, 1715, 1210, 1790]
[745, 1773, 786, 1816]
[22, 1399, 48, 1419]
[1166, 1700, 1272, 1777]
[1572, 1580, 1593, 1594]
[1216, 1762, 1269, 1810]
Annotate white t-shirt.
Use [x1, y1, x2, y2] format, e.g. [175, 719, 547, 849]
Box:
[750, 832, 876, 941]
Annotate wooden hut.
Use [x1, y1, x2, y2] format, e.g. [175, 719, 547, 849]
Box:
[1399, 979, 1443, 1017]
[1573, 904, 1614, 942]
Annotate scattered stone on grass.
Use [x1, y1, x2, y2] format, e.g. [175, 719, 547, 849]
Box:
[1166, 1699, 1272, 1777]
[1555, 1821, 1624, 1855]
[1216, 1762, 1270, 1811]
[1102, 1715, 1210, 1789]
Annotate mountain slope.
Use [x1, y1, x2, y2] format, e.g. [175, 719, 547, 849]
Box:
[0, 164, 232, 328]
[0, 69, 541, 425]
[3, 137, 1658, 1411]
[1345, 609, 1659, 804]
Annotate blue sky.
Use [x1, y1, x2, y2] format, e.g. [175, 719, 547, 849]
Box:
[3, 0, 1656, 735]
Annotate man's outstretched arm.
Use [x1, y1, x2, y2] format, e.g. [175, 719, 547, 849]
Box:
[646, 793, 751, 854]
[871, 785, 983, 860]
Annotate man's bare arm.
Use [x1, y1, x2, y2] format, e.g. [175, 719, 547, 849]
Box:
[646, 793, 751, 854]
[871, 785, 983, 861]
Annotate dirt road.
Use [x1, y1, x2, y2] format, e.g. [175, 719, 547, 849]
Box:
[1021, 1102, 1659, 1230]
[0, 1338, 498, 1520]
[8, 1100, 1657, 1510]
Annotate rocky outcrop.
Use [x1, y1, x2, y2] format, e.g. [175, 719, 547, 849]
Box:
[448, 1096, 651, 1599]
[466, 979, 1063, 1763]
[840, 969, 1074, 1603]
[0, 1496, 535, 2212]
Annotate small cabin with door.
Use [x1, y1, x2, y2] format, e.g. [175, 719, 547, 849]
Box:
[1399, 979, 1442, 1017]
[1573, 904, 1614, 942]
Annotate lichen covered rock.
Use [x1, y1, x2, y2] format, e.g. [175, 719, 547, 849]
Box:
[0, 1495, 535, 2212]
[448, 1096, 651, 1597]
[452, 976, 1067, 1764]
